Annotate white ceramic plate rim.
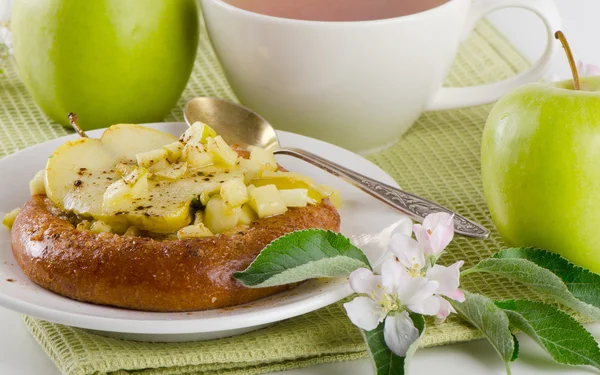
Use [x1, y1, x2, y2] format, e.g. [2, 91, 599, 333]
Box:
[0, 122, 402, 334]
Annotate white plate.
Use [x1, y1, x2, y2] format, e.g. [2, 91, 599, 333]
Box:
[0, 122, 410, 342]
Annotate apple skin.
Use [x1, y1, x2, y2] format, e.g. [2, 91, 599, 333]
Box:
[11, 0, 199, 130]
[482, 76, 600, 273]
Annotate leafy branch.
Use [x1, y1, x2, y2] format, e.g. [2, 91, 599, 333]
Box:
[234, 230, 600, 375]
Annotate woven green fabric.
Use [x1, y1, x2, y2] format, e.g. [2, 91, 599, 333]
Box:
[0, 17, 534, 375]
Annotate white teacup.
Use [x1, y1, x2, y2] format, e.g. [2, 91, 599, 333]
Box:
[201, 0, 561, 153]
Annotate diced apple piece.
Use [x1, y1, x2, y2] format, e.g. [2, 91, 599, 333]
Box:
[206, 136, 238, 167]
[260, 170, 316, 185]
[76, 220, 92, 231]
[238, 203, 258, 225]
[199, 190, 211, 206]
[153, 162, 188, 180]
[237, 158, 262, 183]
[250, 147, 278, 172]
[90, 220, 112, 234]
[220, 178, 248, 208]
[280, 189, 309, 207]
[148, 159, 170, 173]
[136, 148, 168, 168]
[251, 171, 322, 204]
[204, 196, 241, 233]
[130, 171, 149, 198]
[163, 141, 184, 163]
[182, 143, 213, 168]
[30, 169, 46, 195]
[115, 162, 134, 177]
[177, 223, 213, 239]
[103, 180, 132, 211]
[123, 226, 141, 237]
[180, 121, 217, 145]
[122, 168, 144, 186]
[193, 210, 204, 225]
[2, 208, 20, 229]
[318, 185, 342, 208]
[248, 184, 287, 218]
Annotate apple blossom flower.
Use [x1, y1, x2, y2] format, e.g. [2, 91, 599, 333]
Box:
[344, 212, 466, 356]
[344, 259, 439, 356]
[389, 212, 464, 322]
[411, 212, 454, 260]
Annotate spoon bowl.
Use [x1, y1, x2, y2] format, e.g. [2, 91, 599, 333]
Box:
[184, 97, 279, 151]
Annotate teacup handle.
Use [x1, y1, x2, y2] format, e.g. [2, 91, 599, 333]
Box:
[426, 0, 562, 111]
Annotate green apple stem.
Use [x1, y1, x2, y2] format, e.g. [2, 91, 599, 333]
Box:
[554, 31, 580, 90]
[68, 112, 89, 138]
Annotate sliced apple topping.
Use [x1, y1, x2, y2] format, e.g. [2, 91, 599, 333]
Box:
[43, 122, 341, 237]
[30, 170, 46, 195]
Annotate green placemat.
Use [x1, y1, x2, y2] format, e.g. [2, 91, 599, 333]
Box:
[0, 16, 533, 375]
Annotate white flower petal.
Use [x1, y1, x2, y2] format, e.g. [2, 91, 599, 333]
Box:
[407, 291, 441, 316]
[445, 288, 465, 302]
[434, 296, 457, 323]
[422, 212, 453, 231]
[344, 297, 385, 331]
[400, 276, 438, 301]
[389, 233, 424, 270]
[384, 312, 419, 357]
[429, 216, 454, 256]
[426, 261, 464, 299]
[381, 259, 410, 295]
[412, 224, 433, 255]
[372, 250, 395, 274]
[349, 268, 383, 299]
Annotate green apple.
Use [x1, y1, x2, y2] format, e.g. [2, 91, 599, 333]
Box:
[11, 0, 199, 130]
[482, 76, 600, 273]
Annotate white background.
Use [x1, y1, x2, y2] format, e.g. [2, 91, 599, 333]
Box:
[2, 1, 600, 374]
[488, 0, 600, 78]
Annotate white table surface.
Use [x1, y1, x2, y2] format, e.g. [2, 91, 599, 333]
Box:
[2, 1, 600, 374]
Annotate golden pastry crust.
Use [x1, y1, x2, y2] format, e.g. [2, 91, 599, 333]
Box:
[11, 195, 340, 312]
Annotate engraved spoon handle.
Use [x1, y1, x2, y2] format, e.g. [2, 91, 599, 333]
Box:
[274, 147, 489, 239]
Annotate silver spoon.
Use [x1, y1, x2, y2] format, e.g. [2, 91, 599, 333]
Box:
[184, 97, 489, 239]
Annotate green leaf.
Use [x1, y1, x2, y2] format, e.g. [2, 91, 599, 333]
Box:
[450, 291, 515, 373]
[361, 313, 426, 375]
[497, 300, 600, 370]
[493, 248, 600, 309]
[463, 249, 600, 320]
[233, 229, 371, 288]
